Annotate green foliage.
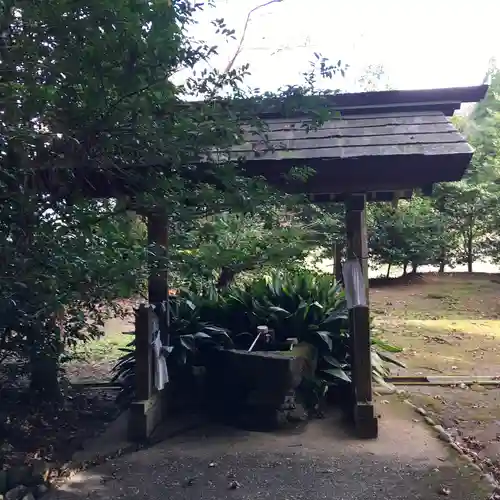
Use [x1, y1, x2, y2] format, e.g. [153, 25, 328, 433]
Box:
[112, 299, 233, 406]
[368, 197, 451, 274]
[113, 270, 404, 406]
[220, 270, 347, 341]
[172, 212, 314, 289]
[4, 0, 500, 407]
[433, 182, 497, 272]
[0, 0, 343, 397]
[429, 65, 500, 272]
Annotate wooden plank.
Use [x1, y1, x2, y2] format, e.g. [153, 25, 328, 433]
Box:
[210, 141, 473, 162]
[232, 132, 466, 153]
[247, 110, 443, 127]
[135, 305, 155, 401]
[236, 85, 486, 121]
[253, 114, 449, 132]
[243, 122, 456, 141]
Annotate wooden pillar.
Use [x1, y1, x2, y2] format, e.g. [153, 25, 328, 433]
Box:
[135, 305, 155, 402]
[334, 242, 343, 282]
[128, 211, 169, 442]
[345, 194, 378, 439]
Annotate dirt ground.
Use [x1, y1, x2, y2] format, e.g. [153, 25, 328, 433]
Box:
[50, 402, 492, 500]
[371, 272, 500, 480]
[0, 311, 133, 472]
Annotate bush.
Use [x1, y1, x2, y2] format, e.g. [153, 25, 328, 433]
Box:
[113, 270, 403, 406]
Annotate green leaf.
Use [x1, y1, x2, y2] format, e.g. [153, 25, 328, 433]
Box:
[268, 306, 291, 316]
[185, 300, 196, 311]
[377, 350, 406, 368]
[322, 355, 343, 368]
[194, 332, 211, 340]
[322, 308, 348, 324]
[320, 368, 351, 383]
[179, 335, 196, 352]
[312, 330, 333, 352]
[371, 338, 403, 353]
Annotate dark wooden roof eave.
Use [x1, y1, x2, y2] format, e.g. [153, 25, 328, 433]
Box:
[19, 85, 487, 201]
[154, 84, 488, 121]
[238, 149, 473, 196]
[203, 84, 489, 119]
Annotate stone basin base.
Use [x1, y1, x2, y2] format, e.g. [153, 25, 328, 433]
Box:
[205, 343, 317, 429]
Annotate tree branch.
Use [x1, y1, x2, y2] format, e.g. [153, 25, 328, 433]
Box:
[222, 0, 284, 76]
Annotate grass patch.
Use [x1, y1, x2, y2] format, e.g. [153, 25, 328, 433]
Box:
[75, 332, 130, 362]
[71, 317, 132, 363]
[371, 274, 500, 375]
[404, 319, 500, 337]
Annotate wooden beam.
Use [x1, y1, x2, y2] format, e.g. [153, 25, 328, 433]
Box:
[345, 194, 378, 439]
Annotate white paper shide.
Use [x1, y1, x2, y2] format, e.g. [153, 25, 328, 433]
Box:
[152, 329, 169, 391]
[342, 259, 367, 309]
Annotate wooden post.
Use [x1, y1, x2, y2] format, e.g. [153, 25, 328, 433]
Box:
[334, 242, 343, 282]
[345, 194, 378, 439]
[128, 211, 169, 441]
[135, 305, 155, 402]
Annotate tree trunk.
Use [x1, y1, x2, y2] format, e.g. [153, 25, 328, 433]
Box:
[439, 261, 445, 273]
[402, 262, 408, 276]
[386, 263, 391, 279]
[30, 351, 61, 400]
[334, 243, 343, 281]
[15, 205, 62, 400]
[28, 322, 63, 401]
[411, 263, 418, 273]
[467, 234, 473, 273]
[217, 266, 237, 290]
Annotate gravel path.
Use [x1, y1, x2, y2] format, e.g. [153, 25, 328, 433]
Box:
[50, 402, 492, 500]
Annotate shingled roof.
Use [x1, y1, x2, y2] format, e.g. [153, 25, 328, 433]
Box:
[211, 85, 488, 201]
[235, 111, 471, 161]
[29, 85, 487, 202]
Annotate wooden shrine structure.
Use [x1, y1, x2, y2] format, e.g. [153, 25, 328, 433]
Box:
[8, 83, 487, 439]
[127, 84, 488, 441]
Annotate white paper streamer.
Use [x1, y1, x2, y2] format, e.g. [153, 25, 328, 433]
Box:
[152, 331, 169, 391]
[342, 259, 367, 309]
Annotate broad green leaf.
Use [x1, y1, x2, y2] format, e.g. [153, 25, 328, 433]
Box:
[320, 368, 351, 383]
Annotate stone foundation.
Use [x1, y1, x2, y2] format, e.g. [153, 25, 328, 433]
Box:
[205, 344, 317, 430]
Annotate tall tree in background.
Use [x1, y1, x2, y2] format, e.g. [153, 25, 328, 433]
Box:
[368, 197, 451, 276]
[431, 62, 500, 272]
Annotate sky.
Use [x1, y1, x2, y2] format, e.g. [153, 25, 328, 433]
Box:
[183, 0, 500, 93]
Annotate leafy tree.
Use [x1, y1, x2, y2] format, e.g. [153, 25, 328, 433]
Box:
[172, 211, 314, 289]
[432, 182, 496, 272]
[368, 197, 451, 276]
[432, 64, 500, 272]
[296, 203, 345, 277]
[1, 0, 342, 396]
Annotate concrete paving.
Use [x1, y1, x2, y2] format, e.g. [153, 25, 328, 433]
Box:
[50, 401, 492, 500]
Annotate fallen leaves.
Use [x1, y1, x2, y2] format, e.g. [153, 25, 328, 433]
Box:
[438, 485, 451, 496]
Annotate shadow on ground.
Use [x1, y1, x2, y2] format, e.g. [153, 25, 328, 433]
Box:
[49, 400, 491, 500]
